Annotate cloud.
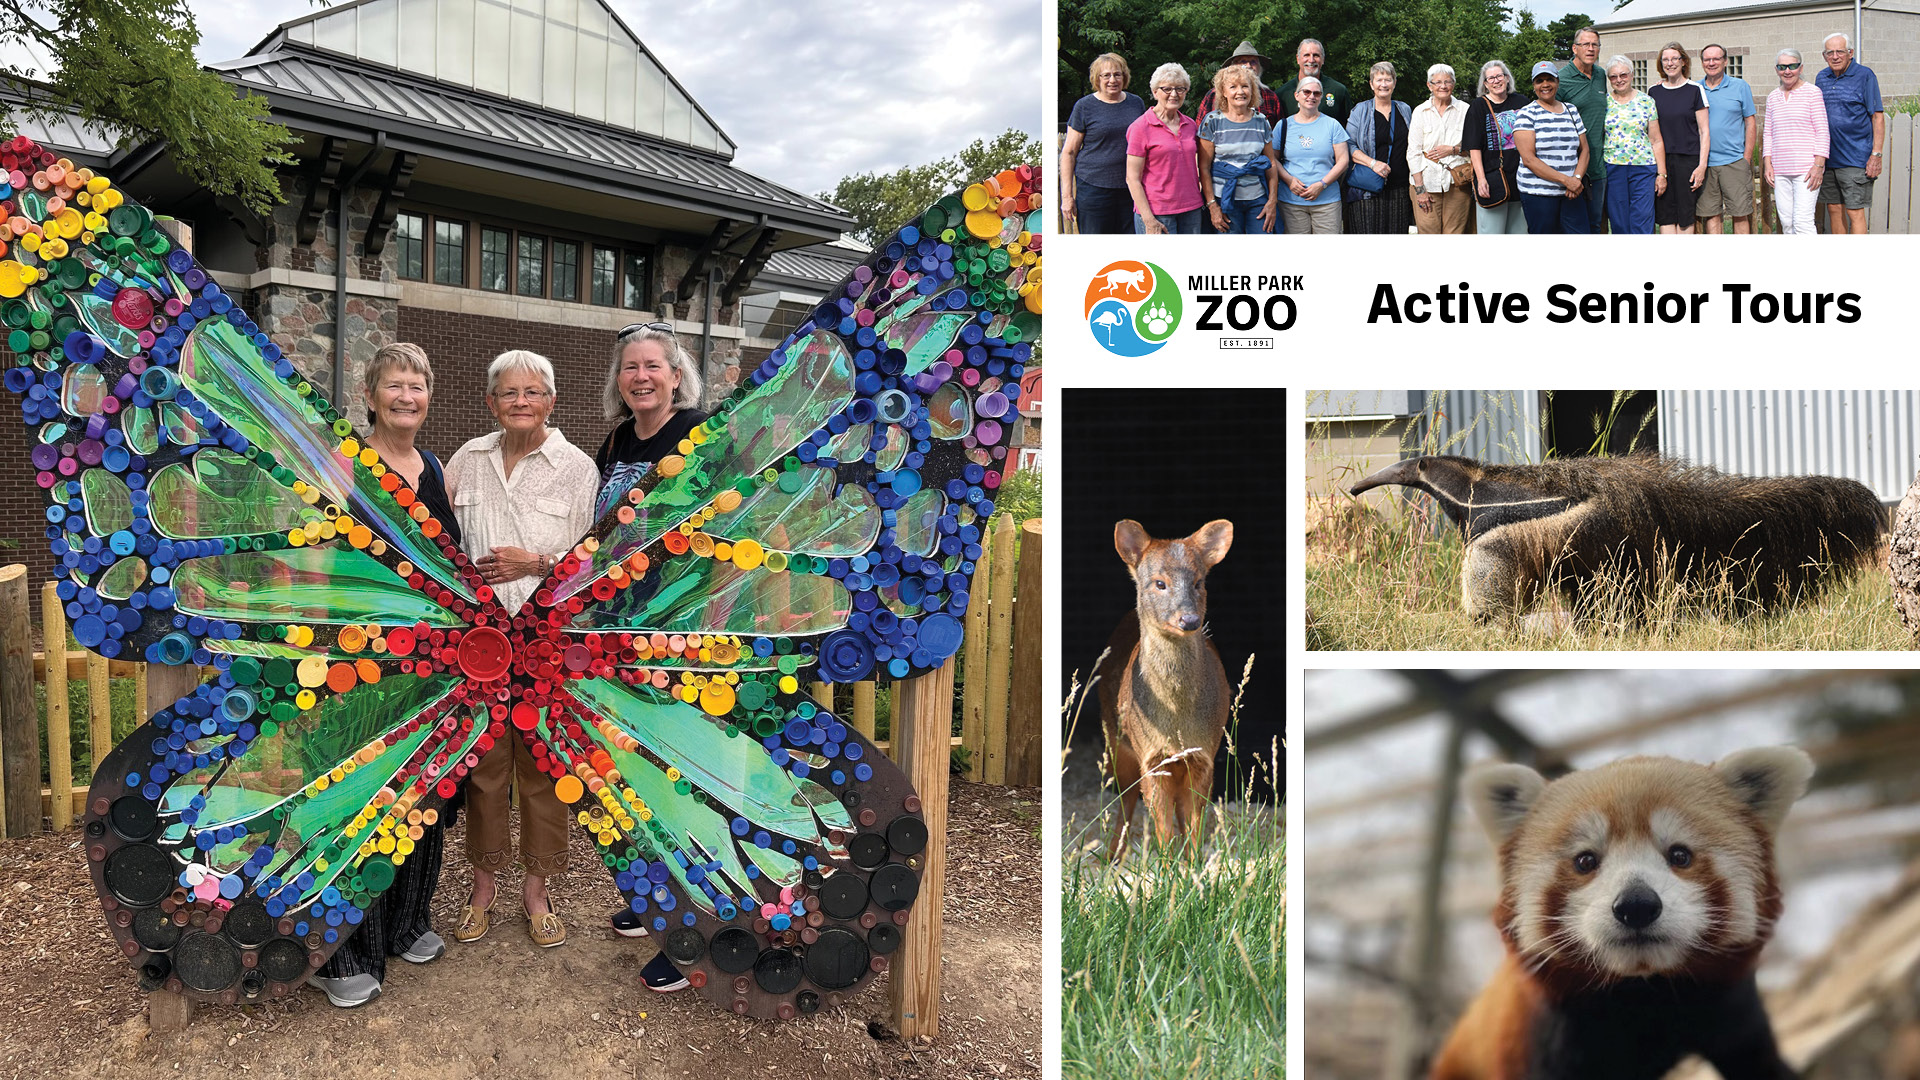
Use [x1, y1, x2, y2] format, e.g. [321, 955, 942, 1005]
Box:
[190, 0, 1040, 197]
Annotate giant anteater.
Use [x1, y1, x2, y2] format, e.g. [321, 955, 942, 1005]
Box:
[1350, 454, 1885, 621]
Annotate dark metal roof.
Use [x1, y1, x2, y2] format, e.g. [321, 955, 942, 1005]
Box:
[1, 85, 123, 163]
[759, 242, 869, 290]
[210, 43, 852, 237]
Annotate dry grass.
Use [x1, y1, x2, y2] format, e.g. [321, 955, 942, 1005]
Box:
[1305, 493, 1909, 650]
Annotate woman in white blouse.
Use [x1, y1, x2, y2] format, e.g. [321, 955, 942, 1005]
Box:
[443, 349, 598, 951]
[1408, 63, 1474, 233]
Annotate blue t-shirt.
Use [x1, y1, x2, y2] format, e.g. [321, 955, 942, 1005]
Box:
[1814, 62, 1882, 168]
[1199, 111, 1273, 202]
[1272, 114, 1349, 206]
[1067, 93, 1149, 186]
[1702, 76, 1755, 165]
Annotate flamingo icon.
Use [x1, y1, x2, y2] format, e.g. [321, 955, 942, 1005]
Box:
[1094, 309, 1123, 346]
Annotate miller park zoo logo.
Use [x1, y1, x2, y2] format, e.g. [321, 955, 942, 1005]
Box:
[1084, 260, 1181, 356]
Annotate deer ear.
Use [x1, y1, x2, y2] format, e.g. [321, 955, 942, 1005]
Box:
[1114, 520, 1150, 568]
[1190, 520, 1233, 568]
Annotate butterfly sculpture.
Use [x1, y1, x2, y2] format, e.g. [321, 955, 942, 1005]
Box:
[0, 133, 1041, 1019]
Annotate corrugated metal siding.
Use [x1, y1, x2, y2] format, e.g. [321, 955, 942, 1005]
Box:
[1659, 390, 1920, 502]
[1420, 390, 1543, 465]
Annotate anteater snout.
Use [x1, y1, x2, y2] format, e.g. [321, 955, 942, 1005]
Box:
[1612, 882, 1663, 930]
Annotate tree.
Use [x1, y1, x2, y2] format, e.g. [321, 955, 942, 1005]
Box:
[1548, 12, 1595, 57]
[1, 0, 296, 214]
[1504, 9, 1555, 72]
[822, 129, 1042, 247]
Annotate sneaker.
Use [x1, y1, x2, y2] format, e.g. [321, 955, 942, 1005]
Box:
[307, 972, 381, 1008]
[610, 909, 650, 938]
[642, 951, 690, 992]
[401, 930, 445, 964]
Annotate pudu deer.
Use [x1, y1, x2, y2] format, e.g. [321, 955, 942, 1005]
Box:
[1096, 519, 1234, 859]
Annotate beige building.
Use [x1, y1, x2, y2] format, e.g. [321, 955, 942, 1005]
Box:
[1594, 0, 1920, 98]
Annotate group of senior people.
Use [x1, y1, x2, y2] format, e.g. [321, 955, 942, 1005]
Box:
[304, 325, 706, 1010]
[1064, 27, 1882, 236]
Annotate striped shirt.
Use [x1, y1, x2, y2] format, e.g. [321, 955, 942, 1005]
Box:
[1199, 112, 1273, 201]
[1764, 82, 1830, 176]
[1513, 101, 1586, 196]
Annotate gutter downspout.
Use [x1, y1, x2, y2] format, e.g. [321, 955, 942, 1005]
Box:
[333, 133, 386, 407]
[1856, 0, 1862, 61]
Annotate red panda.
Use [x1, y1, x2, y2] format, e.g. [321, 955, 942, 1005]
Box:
[1431, 747, 1813, 1080]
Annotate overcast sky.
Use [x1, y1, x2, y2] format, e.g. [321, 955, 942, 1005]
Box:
[182, 0, 1041, 197]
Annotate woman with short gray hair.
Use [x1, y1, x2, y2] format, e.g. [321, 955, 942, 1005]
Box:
[1124, 62, 1206, 233]
[443, 347, 598, 953]
[1409, 63, 1473, 232]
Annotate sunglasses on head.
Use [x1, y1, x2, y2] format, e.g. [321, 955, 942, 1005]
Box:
[618, 321, 675, 338]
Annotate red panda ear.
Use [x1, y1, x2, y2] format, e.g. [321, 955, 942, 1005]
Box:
[1463, 762, 1546, 845]
[1712, 746, 1814, 832]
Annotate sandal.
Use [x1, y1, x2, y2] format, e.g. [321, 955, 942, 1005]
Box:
[452, 891, 495, 943]
[528, 897, 566, 949]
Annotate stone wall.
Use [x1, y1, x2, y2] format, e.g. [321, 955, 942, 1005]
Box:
[1597, 7, 1920, 102]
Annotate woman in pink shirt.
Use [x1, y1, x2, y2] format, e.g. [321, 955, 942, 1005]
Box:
[1125, 63, 1206, 234]
[1763, 48, 1828, 234]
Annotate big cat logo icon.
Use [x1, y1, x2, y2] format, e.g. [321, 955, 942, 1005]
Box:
[1084, 260, 1181, 356]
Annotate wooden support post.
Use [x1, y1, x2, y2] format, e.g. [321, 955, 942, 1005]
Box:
[1006, 518, 1043, 787]
[889, 658, 953, 1041]
[983, 515, 1016, 785]
[0, 566, 37, 837]
[852, 681, 876, 741]
[42, 582, 70, 830]
[143, 659, 203, 1033]
[134, 663, 149, 726]
[88, 651, 110, 782]
[960, 556, 990, 782]
[811, 681, 834, 711]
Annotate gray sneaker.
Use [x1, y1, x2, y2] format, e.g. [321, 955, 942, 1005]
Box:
[307, 972, 381, 1008]
[401, 930, 446, 964]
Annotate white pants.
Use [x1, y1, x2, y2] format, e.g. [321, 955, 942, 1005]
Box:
[1774, 175, 1817, 234]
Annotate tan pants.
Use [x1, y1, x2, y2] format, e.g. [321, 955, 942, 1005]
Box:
[465, 731, 570, 876]
[1413, 186, 1474, 234]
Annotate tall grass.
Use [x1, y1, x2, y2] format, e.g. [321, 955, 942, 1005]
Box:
[1060, 663, 1285, 1079]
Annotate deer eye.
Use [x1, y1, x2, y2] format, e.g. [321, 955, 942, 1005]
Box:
[1667, 844, 1693, 869]
[1153, 579, 1167, 591]
[1573, 851, 1600, 874]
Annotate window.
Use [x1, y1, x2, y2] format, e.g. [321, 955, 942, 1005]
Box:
[1727, 54, 1743, 78]
[396, 212, 424, 280]
[516, 234, 546, 298]
[622, 250, 650, 310]
[551, 240, 580, 302]
[591, 247, 618, 306]
[1633, 59, 1648, 91]
[479, 227, 510, 292]
[433, 220, 466, 286]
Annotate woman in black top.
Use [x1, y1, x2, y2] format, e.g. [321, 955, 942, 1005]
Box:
[1344, 62, 1415, 234]
[1648, 42, 1710, 233]
[307, 342, 462, 1009]
[1466, 60, 1527, 233]
[595, 322, 708, 993]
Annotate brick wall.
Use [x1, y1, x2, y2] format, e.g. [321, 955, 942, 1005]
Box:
[0, 409, 55, 586]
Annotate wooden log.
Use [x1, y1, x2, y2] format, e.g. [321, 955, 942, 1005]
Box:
[960, 555, 991, 782]
[1006, 518, 1043, 787]
[148, 987, 194, 1033]
[87, 651, 110, 780]
[42, 582, 70, 830]
[889, 658, 954, 1040]
[852, 680, 875, 741]
[983, 514, 1017, 785]
[0, 566, 37, 836]
[31, 652, 141, 682]
[811, 680, 833, 711]
[134, 663, 149, 725]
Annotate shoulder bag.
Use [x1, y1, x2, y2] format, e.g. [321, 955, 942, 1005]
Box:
[1346, 108, 1388, 194]
[1473, 97, 1511, 208]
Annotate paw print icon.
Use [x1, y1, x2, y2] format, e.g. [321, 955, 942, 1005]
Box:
[1142, 303, 1175, 336]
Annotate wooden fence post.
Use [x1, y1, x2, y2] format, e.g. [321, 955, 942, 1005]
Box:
[1007, 518, 1043, 787]
[983, 514, 1016, 785]
[0, 566, 37, 837]
[88, 652, 110, 783]
[145, 659, 204, 1032]
[42, 581, 70, 830]
[852, 681, 875, 741]
[889, 657, 953, 1040]
[811, 681, 834, 712]
[960, 554, 991, 782]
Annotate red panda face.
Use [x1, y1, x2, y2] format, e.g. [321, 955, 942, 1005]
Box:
[1465, 748, 1813, 981]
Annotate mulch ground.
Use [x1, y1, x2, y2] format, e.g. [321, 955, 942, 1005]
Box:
[0, 780, 1040, 1080]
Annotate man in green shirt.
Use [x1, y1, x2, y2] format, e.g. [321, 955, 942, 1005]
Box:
[1556, 27, 1609, 232]
[1276, 39, 1353, 124]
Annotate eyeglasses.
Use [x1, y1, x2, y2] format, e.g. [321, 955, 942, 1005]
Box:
[1607, 71, 1632, 80]
[618, 321, 675, 338]
[492, 388, 552, 403]
[1154, 86, 1188, 95]
[1299, 90, 1323, 97]
[1823, 49, 1849, 56]
[1777, 62, 1801, 70]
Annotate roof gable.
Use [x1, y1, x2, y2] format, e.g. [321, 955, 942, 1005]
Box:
[270, 0, 734, 157]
